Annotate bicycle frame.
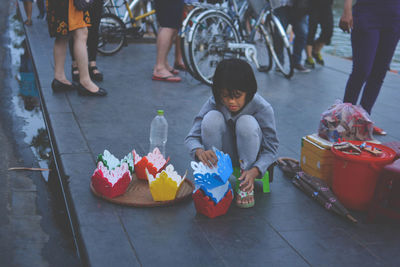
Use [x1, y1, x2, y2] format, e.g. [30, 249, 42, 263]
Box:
[104, 0, 155, 27]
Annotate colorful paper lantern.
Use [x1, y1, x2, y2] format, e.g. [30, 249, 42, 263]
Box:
[91, 161, 132, 198]
[133, 148, 169, 180]
[146, 164, 186, 201]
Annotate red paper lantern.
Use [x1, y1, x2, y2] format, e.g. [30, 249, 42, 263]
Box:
[192, 189, 233, 218]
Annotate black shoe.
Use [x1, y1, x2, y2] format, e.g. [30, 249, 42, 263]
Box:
[89, 66, 103, 82]
[77, 83, 107, 96]
[51, 79, 75, 92]
[71, 66, 79, 82]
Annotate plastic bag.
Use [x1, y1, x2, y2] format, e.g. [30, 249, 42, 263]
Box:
[318, 100, 373, 142]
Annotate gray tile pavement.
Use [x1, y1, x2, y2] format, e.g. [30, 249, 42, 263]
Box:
[20, 5, 400, 267]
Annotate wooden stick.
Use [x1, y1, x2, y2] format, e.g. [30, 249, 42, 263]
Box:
[8, 167, 51, 171]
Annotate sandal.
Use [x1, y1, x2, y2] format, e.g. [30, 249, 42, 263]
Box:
[277, 157, 301, 178]
[236, 188, 255, 208]
[89, 66, 103, 82]
[71, 66, 79, 82]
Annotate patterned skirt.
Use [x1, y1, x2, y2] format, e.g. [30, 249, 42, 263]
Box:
[46, 0, 91, 37]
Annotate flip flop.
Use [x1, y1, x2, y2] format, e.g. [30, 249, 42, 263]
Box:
[236, 188, 255, 208]
[277, 157, 301, 178]
[152, 75, 181, 83]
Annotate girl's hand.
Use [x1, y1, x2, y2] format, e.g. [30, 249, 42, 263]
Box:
[339, 0, 353, 33]
[238, 167, 261, 193]
[195, 148, 218, 168]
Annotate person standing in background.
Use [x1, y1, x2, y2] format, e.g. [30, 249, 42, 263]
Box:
[36, 0, 46, 19]
[273, 0, 311, 73]
[304, 0, 333, 68]
[69, 0, 104, 83]
[339, 0, 400, 135]
[47, 0, 107, 96]
[152, 0, 184, 83]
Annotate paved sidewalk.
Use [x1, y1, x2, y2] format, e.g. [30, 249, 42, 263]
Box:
[21, 5, 400, 267]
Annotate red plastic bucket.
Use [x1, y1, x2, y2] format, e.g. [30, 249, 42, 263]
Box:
[331, 141, 396, 211]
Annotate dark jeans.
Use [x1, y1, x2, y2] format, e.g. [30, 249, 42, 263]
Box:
[343, 3, 400, 114]
[274, 6, 309, 65]
[69, 0, 103, 62]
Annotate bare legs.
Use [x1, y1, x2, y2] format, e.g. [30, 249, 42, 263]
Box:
[23, 1, 32, 25]
[73, 28, 99, 92]
[153, 27, 180, 79]
[53, 36, 71, 85]
[174, 36, 185, 69]
[53, 28, 100, 93]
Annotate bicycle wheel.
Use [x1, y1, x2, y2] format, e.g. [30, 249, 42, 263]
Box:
[98, 13, 126, 56]
[180, 7, 207, 80]
[254, 25, 273, 72]
[266, 14, 294, 79]
[189, 11, 240, 86]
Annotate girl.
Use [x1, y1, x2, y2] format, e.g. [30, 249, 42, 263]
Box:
[184, 59, 279, 208]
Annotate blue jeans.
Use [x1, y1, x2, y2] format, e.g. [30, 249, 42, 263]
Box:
[274, 6, 309, 65]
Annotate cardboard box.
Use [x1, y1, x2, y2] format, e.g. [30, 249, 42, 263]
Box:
[300, 134, 334, 186]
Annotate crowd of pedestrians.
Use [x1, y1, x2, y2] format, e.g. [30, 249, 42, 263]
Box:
[24, 0, 399, 129]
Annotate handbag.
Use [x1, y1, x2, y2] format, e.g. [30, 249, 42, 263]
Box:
[73, 0, 94, 11]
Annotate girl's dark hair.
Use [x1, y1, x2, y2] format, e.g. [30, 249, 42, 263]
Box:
[212, 58, 257, 105]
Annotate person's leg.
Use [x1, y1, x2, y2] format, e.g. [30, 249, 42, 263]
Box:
[153, 27, 180, 78]
[201, 110, 237, 164]
[291, 14, 309, 66]
[235, 115, 262, 205]
[73, 27, 100, 92]
[37, 0, 45, 18]
[313, 2, 333, 65]
[174, 35, 185, 70]
[343, 28, 380, 106]
[359, 29, 400, 114]
[68, 37, 79, 81]
[23, 0, 33, 25]
[87, 0, 103, 79]
[305, 9, 317, 68]
[235, 115, 262, 171]
[53, 36, 72, 85]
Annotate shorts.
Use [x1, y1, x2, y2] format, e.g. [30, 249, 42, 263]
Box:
[154, 0, 184, 29]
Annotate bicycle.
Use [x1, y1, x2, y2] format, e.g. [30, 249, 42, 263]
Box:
[180, 1, 249, 80]
[184, 0, 293, 86]
[98, 0, 158, 55]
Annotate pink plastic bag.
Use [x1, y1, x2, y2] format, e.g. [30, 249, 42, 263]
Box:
[318, 100, 373, 142]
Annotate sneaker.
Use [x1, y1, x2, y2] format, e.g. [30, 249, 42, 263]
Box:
[373, 126, 387, 136]
[304, 57, 315, 68]
[294, 64, 311, 73]
[313, 52, 325, 65]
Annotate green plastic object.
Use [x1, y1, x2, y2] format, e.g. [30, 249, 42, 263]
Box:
[234, 167, 270, 193]
[157, 110, 164, 115]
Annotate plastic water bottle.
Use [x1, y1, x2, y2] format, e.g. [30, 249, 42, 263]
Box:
[149, 110, 168, 158]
